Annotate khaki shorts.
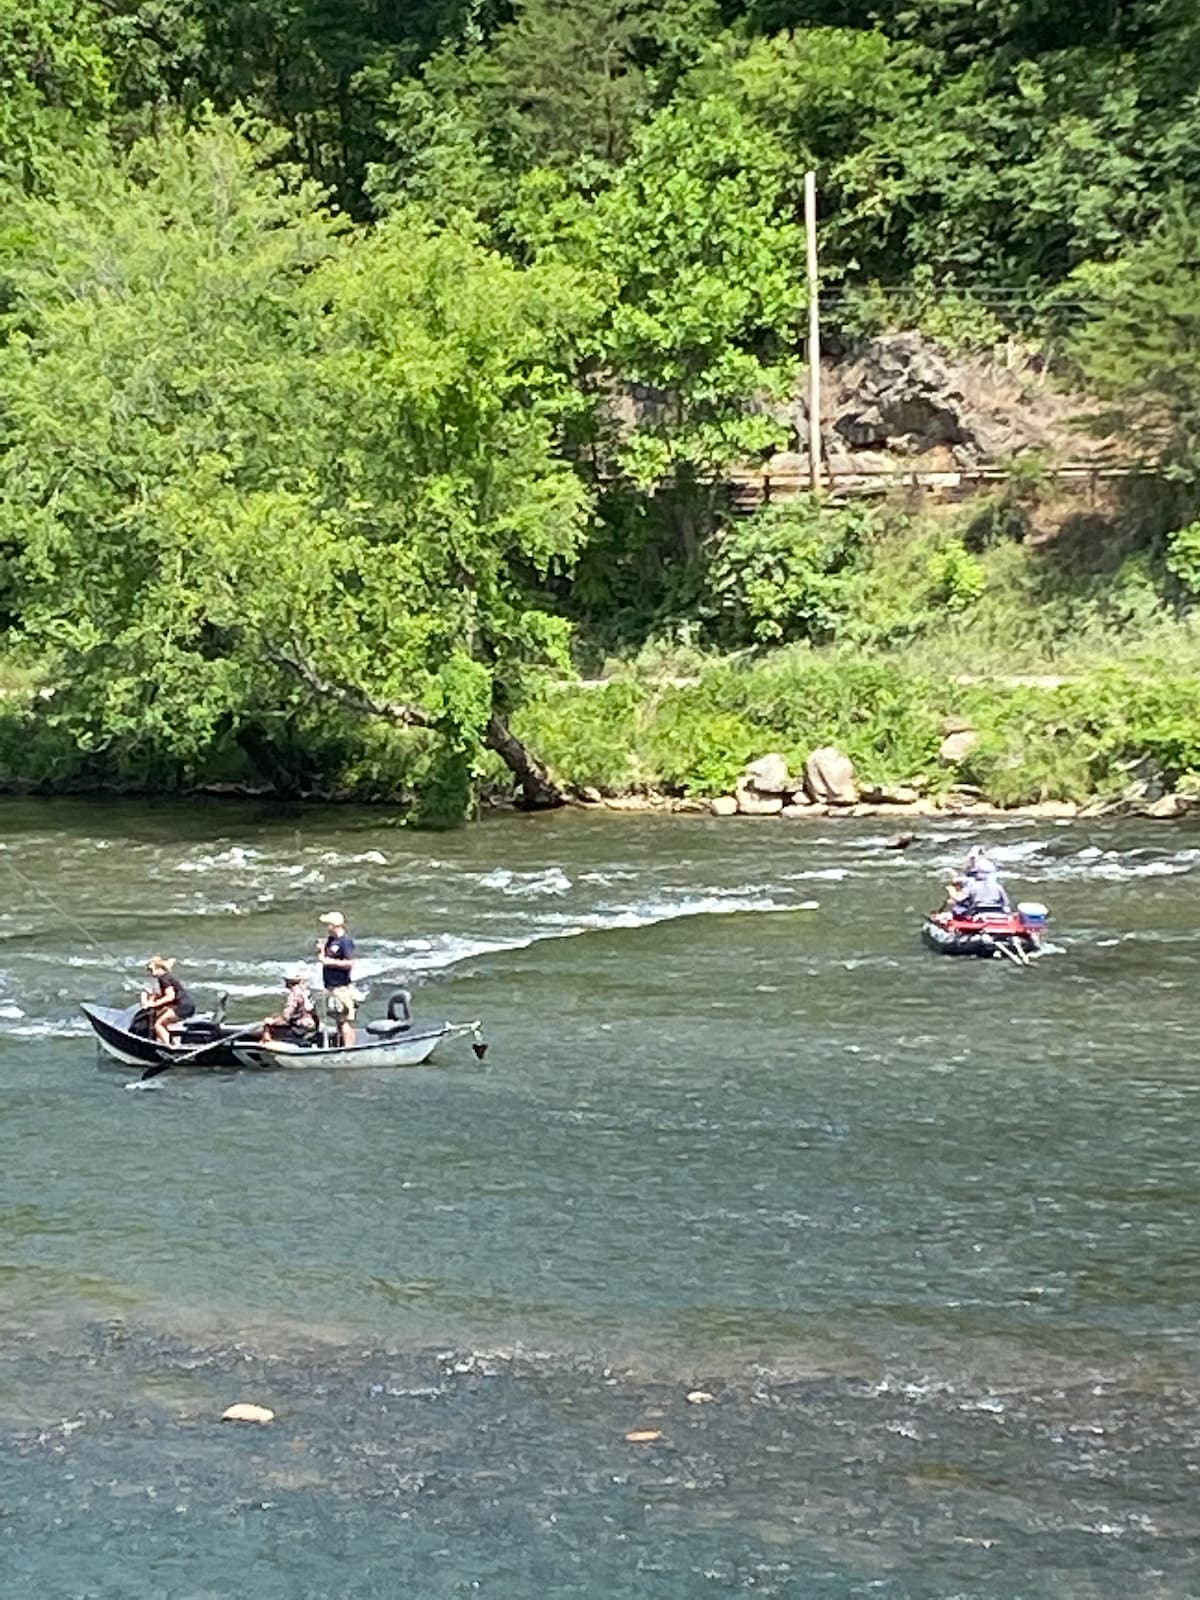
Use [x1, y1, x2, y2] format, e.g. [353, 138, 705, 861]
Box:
[325, 986, 360, 1021]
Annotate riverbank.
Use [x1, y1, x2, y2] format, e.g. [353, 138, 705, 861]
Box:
[3, 640, 1199, 819]
[568, 789, 1195, 821]
[511, 647, 1200, 816]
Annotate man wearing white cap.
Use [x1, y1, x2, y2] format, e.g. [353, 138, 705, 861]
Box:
[317, 911, 358, 1047]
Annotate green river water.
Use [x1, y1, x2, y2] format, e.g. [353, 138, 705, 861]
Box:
[0, 797, 1197, 1598]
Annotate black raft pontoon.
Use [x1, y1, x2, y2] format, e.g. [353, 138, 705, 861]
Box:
[921, 901, 1050, 960]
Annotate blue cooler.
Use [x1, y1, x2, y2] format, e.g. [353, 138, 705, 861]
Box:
[1017, 901, 1049, 929]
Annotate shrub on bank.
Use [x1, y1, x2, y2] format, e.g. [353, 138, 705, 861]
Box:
[960, 671, 1200, 805]
[4, 647, 1197, 813]
[517, 652, 1200, 805]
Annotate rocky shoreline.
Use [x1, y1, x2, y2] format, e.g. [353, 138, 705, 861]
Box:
[569, 743, 1200, 823]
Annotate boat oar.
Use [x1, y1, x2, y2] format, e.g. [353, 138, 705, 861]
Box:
[994, 940, 1028, 969]
[136, 1026, 264, 1084]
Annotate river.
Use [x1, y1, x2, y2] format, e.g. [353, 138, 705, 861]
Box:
[1, 797, 1197, 1597]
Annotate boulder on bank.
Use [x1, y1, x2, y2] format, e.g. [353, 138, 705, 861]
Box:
[860, 782, 921, 806]
[1145, 792, 1190, 819]
[741, 752, 793, 796]
[710, 795, 738, 817]
[938, 728, 979, 764]
[735, 781, 784, 816]
[804, 746, 858, 806]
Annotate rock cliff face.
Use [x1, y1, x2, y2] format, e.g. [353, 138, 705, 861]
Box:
[606, 329, 1127, 495]
[754, 331, 1123, 482]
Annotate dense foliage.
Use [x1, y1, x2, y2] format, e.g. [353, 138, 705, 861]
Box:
[2, 0, 1199, 809]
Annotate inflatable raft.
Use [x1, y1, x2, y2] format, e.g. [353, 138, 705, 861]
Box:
[921, 902, 1049, 959]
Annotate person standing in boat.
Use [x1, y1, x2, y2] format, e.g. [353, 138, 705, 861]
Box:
[141, 955, 196, 1045]
[317, 911, 358, 1047]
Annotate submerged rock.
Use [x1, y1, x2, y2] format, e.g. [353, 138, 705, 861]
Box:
[221, 1403, 275, 1424]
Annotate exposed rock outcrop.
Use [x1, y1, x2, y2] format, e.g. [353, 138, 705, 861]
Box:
[741, 752, 792, 796]
[735, 782, 784, 816]
[803, 746, 858, 806]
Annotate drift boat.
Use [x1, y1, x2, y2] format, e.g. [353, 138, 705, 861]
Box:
[83, 988, 487, 1074]
[233, 1019, 485, 1071]
[921, 901, 1050, 960]
[81, 1000, 250, 1069]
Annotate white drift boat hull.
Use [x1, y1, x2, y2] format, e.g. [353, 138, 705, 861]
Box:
[232, 1021, 481, 1071]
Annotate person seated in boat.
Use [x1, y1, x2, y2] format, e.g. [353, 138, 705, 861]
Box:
[942, 874, 974, 918]
[962, 844, 1012, 913]
[141, 955, 196, 1046]
[261, 971, 318, 1045]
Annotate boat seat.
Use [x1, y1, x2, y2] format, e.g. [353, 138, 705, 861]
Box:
[365, 1018, 414, 1039]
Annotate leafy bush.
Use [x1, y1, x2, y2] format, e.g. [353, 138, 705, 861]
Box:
[837, 523, 988, 648]
[923, 538, 986, 607]
[517, 649, 948, 795]
[1167, 520, 1200, 595]
[958, 670, 1200, 804]
[702, 499, 874, 645]
[513, 680, 646, 792]
[642, 701, 761, 795]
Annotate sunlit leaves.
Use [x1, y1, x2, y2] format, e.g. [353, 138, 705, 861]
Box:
[0, 116, 598, 797]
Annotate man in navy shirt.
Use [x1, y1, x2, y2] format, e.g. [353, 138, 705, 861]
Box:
[317, 911, 358, 1047]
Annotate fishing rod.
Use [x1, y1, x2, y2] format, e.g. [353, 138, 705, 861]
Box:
[1, 853, 130, 972]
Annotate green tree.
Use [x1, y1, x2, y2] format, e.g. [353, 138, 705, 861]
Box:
[0, 116, 599, 816]
[0, 0, 112, 192]
[592, 93, 804, 540]
[367, 0, 719, 224]
[1071, 205, 1200, 481]
[487, 0, 718, 170]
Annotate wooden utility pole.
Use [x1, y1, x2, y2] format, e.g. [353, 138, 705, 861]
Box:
[804, 170, 822, 495]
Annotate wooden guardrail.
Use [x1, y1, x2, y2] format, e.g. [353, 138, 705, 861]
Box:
[726, 460, 1156, 511]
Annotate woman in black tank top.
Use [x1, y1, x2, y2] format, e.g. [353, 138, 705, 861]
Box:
[144, 955, 196, 1045]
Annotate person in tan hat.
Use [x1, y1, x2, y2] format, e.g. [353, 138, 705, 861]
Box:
[261, 970, 318, 1045]
[316, 911, 358, 1046]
